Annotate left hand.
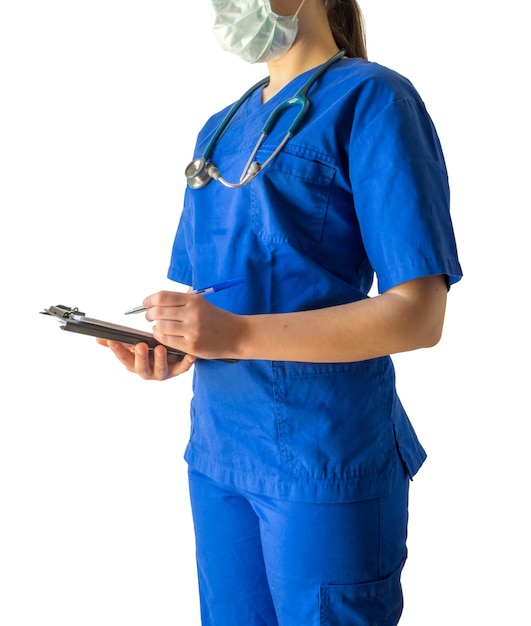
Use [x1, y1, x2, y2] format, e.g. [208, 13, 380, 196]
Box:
[96, 338, 196, 380]
[143, 290, 243, 360]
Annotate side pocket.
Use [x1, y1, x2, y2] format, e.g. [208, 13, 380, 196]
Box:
[319, 561, 405, 626]
[273, 360, 393, 480]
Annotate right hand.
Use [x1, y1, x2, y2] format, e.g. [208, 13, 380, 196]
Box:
[96, 338, 196, 381]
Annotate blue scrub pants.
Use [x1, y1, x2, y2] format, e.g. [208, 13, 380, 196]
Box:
[188, 467, 409, 626]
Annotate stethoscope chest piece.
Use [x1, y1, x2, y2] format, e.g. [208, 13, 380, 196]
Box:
[185, 158, 213, 189]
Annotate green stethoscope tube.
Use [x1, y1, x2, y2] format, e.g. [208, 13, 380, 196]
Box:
[185, 49, 346, 189]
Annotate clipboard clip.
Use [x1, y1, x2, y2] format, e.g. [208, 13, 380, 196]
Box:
[40, 304, 86, 320]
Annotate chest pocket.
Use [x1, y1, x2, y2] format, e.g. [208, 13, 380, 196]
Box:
[250, 151, 335, 250]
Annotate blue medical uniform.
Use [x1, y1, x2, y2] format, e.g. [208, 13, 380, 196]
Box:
[169, 57, 462, 625]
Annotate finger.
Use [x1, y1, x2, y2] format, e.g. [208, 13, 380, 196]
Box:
[152, 328, 189, 356]
[154, 345, 197, 379]
[133, 343, 154, 378]
[152, 318, 185, 336]
[143, 290, 189, 315]
[107, 340, 135, 371]
[109, 339, 135, 353]
[100, 339, 134, 352]
[151, 345, 169, 379]
[168, 353, 196, 377]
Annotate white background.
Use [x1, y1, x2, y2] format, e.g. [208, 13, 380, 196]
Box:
[1, 1, 529, 624]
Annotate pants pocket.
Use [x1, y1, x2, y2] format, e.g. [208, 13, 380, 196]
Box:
[319, 561, 404, 626]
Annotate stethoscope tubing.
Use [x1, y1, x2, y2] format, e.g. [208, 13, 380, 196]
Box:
[185, 49, 346, 189]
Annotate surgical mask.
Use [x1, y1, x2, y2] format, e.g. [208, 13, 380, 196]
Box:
[210, 0, 307, 64]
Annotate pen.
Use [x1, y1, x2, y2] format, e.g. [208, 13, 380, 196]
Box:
[124, 277, 244, 315]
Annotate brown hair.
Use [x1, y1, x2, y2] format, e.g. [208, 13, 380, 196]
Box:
[326, 0, 368, 60]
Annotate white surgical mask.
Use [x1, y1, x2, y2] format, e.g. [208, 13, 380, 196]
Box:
[210, 0, 307, 64]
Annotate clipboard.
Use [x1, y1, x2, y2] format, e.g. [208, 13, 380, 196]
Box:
[40, 304, 186, 363]
[40, 304, 237, 364]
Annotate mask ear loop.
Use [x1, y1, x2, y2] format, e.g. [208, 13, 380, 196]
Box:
[292, 0, 308, 20]
[267, 0, 307, 20]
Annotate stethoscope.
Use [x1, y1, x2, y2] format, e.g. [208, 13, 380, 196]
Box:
[185, 49, 346, 190]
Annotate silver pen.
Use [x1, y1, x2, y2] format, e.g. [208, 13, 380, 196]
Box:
[124, 277, 243, 315]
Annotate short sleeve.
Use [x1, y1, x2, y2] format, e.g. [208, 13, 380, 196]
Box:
[167, 192, 194, 286]
[350, 97, 462, 293]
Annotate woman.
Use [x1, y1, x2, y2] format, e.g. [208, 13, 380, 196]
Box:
[98, 1, 462, 624]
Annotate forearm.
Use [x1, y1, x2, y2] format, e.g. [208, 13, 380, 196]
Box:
[234, 275, 447, 363]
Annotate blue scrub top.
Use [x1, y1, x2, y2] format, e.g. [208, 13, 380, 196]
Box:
[168, 57, 463, 503]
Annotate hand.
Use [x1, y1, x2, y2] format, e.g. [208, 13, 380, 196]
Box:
[96, 338, 196, 381]
[142, 290, 243, 361]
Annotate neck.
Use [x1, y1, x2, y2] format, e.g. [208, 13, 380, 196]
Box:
[262, 41, 340, 102]
[260, 0, 341, 102]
